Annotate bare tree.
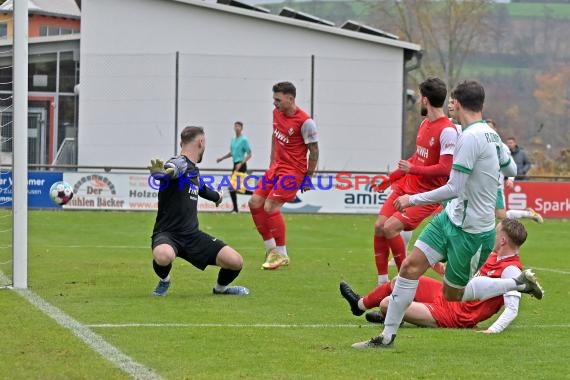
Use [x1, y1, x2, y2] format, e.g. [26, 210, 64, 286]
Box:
[366, 0, 494, 88]
[533, 64, 570, 151]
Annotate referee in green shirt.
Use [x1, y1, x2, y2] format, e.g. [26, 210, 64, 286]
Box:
[217, 121, 252, 213]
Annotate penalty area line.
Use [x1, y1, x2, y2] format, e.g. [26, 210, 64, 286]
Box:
[0, 272, 162, 380]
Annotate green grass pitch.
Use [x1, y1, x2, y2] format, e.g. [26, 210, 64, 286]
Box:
[0, 211, 569, 379]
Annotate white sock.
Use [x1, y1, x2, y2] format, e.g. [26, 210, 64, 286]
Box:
[378, 274, 389, 284]
[161, 275, 171, 282]
[214, 283, 226, 292]
[400, 230, 413, 248]
[264, 238, 276, 250]
[276, 245, 288, 257]
[357, 298, 367, 311]
[462, 276, 517, 301]
[506, 210, 529, 219]
[381, 276, 418, 343]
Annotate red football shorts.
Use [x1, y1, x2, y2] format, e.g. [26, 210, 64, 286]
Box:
[379, 187, 442, 231]
[425, 296, 477, 329]
[253, 168, 306, 203]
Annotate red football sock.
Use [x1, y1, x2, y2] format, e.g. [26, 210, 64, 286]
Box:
[363, 282, 393, 309]
[387, 234, 407, 270]
[250, 206, 273, 240]
[374, 235, 389, 275]
[267, 210, 286, 246]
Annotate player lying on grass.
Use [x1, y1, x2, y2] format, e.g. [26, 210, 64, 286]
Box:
[340, 218, 543, 333]
[147, 126, 249, 297]
[352, 80, 521, 349]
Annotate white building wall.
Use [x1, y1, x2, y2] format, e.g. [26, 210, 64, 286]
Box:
[80, 0, 416, 172]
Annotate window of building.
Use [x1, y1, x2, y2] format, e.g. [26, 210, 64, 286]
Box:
[48, 26, 60, 36]
[58, 95, 77, 149]
[59, 51, 79, 93]
[39, 26, 80, 37]
[0, 55, 12, 92]
[29, 53, 57, 92]
[0, 24, 7, 40]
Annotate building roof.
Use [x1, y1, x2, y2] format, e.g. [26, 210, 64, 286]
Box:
[0, 0, 81, 19]
[187, 0, 421, 52]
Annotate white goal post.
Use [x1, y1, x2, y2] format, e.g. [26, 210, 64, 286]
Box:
[12, 0, 28, 289]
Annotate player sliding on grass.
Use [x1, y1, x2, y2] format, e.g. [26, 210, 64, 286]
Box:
[352, 80, 533, 349]
[341, 218, 543, 333]
[249, 81, 319, 270]
[148, 126, 249, 297]
[373, 78, 459, 285]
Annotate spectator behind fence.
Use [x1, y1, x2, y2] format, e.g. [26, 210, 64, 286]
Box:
[506, 137, 531, 180]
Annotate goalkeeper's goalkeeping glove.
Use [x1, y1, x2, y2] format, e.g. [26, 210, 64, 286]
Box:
[147, 158, 175, 177]
[215, 190, 224, 207]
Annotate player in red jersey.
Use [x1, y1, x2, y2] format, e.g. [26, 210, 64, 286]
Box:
[341, 218, 543, 333]
[373, 78, 459, 284]
[249, 81, 319, 270]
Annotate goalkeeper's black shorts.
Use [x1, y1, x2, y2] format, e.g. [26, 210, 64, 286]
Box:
[151, 230, 226, 270]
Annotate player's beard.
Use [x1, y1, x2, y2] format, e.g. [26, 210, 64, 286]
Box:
[420, 105, 428, 117]
[197, 149, 204, 163]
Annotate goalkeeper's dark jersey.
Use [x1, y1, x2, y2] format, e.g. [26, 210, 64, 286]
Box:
[152, 155, 220, 236]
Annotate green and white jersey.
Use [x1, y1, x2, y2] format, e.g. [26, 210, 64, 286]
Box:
[445, 120, 512, 233]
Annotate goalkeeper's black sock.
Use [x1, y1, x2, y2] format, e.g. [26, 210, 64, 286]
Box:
[217, 268, 241, 287]
[153, 260, 172, 280]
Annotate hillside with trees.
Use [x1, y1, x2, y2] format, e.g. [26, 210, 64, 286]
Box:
[261, 0, 570, 176]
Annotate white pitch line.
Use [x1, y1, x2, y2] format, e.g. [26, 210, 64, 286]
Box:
[0, 244, 343, 250]
[533, 267, 570, 275]
[86, 322, 570, 329]
[87, 323, 378, 329]
[0, 272, 162, 380]
[511, 325, 570, 329]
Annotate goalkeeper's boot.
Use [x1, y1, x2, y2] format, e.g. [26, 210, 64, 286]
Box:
[213, 286, 250, 295]
[352, 334, 396, 349]
[261, 249, 289, 270]
[152, 279, 170, 296]
[339, 281, 364, 316]
[514, 269, 544, 299]
[527, 208, 544, 223]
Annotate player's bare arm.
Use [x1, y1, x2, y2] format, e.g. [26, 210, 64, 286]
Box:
[306, 142, 319, 177]
[300, 142, 319, 192]
[216, 152, 232, 163]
